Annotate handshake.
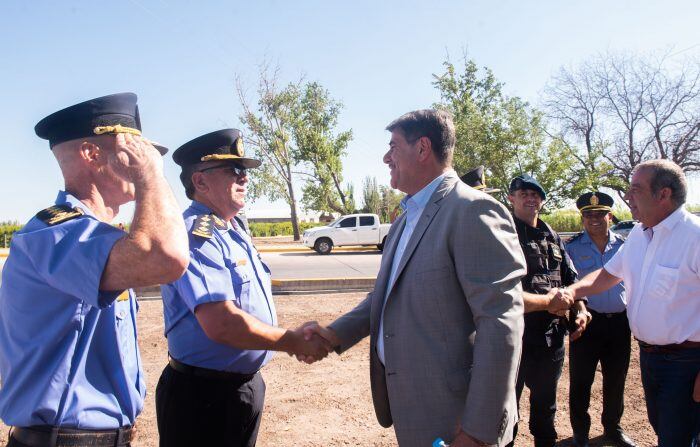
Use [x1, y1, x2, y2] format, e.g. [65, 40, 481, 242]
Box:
[283, 322, 340, 364]
[544, 287, 591, 341]
[545, 287, 575, 317]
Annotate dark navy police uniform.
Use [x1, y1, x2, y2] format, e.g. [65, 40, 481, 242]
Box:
[511, 216, 578, 446]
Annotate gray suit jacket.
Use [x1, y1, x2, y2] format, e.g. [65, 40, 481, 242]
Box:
[329, 172, 526, 446]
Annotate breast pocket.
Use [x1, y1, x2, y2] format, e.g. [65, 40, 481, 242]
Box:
[231, 266, 252, 311]
[648, 265, 679, 300]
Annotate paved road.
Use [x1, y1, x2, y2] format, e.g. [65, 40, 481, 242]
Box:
[0, 250, 382, 287]
[261, 250, 381, 279]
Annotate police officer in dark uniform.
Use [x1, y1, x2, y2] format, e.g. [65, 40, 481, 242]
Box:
[505, 174, 589, 447]
[0, 93, 189, 446]
[566, 192, 636, 447]
[460, 165, 501, 194]
[156, 129, 331, 447]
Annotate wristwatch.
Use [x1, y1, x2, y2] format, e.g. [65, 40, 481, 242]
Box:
[576, 309, 593, 323]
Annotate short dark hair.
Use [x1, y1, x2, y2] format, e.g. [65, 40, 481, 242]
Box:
[633, 159, 687, 207]
[180, 162, 208, 200]
[385, 109, 455, 165]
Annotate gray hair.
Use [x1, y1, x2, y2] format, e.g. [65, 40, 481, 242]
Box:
[633, 159, 687, 207]
[385, 109, 455, 165]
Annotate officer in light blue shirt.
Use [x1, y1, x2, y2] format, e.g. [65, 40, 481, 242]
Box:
[0, 93, 189, 447]
[565, 191, 636, 447]
[156, 129, 330, 447]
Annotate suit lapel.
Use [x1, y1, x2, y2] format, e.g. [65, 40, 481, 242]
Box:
[370, 213, 406, 325]
[386, 172, 459, 298]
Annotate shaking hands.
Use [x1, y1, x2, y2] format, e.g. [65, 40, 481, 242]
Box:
[289, 322, 340, 364]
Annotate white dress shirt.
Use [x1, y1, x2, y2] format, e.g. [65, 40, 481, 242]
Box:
[604, 207, 700, 345]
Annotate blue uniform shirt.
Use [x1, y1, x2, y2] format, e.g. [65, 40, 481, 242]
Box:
[161, 201, 276, 374]
[0, 191, 145, 429]
[565, 230, 626, 313]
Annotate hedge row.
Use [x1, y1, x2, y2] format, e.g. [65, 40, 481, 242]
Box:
[248, 221, 325, 237]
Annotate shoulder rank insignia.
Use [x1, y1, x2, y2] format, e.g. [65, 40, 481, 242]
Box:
[191, 213, 228, 238]
[36, 204, 84, 226]
[566, 231, 584, 244]
[210, 214, 228, 230]
[192, 214, 214, 238]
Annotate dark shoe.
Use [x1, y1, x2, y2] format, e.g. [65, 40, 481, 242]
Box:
[604, 430, 637, 447]
[571, 433, 589, 447]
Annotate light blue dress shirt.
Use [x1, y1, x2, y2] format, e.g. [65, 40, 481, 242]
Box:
[161, 201, 277, 374]
[0, 191, 144, 429]
[377, 173, 447, 364]
[565, 230, 626, 313]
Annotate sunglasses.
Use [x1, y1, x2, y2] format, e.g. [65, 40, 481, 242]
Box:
[582, 210, 608, 219]
[199, 164, 247, 177]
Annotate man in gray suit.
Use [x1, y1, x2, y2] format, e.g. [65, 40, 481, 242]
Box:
[302, 109, 527, 446]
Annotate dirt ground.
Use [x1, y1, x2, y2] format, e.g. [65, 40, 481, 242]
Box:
[0, 292, 657, 446]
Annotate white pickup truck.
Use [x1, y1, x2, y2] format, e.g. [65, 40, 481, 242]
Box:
[302, 213, 392, 254]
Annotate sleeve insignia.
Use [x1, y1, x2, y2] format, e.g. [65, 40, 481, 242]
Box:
[191, 214, 214, 238]
[36, 204, 84, 226]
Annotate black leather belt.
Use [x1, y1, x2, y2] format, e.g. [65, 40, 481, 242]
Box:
[168, 357, 256, 383]
[10, 425, 133, 447]
[638, 340, 700, 353]
[590, 309, 626, 319]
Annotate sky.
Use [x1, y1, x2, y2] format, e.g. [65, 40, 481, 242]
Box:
[1, 0, 699, 222]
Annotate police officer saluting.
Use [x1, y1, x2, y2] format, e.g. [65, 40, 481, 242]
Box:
[0, 93, 189, 446]
[505, 174, 588, 447]
[566, 192, 636, 447]
[156, 129, 331, 447]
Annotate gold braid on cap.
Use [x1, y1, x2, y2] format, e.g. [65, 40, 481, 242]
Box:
[93, 124, 142, 136]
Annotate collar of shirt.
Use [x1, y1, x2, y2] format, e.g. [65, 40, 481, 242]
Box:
[56, 190, 99, 220]
[399, 172, 449, 217]
[652, 206, 685, 234]
[581, 229, 621, 251]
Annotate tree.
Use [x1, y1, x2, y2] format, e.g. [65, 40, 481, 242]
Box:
[237, 66, 354, 240]
[361, 176, 382, 216]
[237, 66, 304, 240]
[432, 54, 586, 209]
[292, 82, 355, 215]
[544, 51, 700, 200]
[379, 185, 403, 223]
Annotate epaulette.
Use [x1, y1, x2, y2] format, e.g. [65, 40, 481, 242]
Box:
[36, 204, 84, 226]
[566, 231, 585, 244]
[191, 213, 228, 238]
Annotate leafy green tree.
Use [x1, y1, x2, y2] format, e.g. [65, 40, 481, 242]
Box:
[432, 54, 587, 209]
[292, 82, 355, 215]
[379, 185, 403, 223]
[237, 67, 354, 240]
[361, 176, 382, 216]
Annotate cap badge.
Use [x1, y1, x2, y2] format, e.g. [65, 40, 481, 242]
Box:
[590, 194, 599, 206]
[234, 138, 244, 157]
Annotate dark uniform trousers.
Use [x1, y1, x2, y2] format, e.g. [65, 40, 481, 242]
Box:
[155, 364, 265, 447]
[569, 310, 631, 437]
[510, 337, 566, 447]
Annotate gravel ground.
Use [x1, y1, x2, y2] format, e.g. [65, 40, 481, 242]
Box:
[0, 293, 656, 446]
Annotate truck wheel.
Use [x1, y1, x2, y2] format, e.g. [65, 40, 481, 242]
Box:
[314, 238, 333, 255]
[377, 236, 387, 252]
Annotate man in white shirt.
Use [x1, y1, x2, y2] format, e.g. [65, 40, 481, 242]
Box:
[564, 159, 700, 446]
